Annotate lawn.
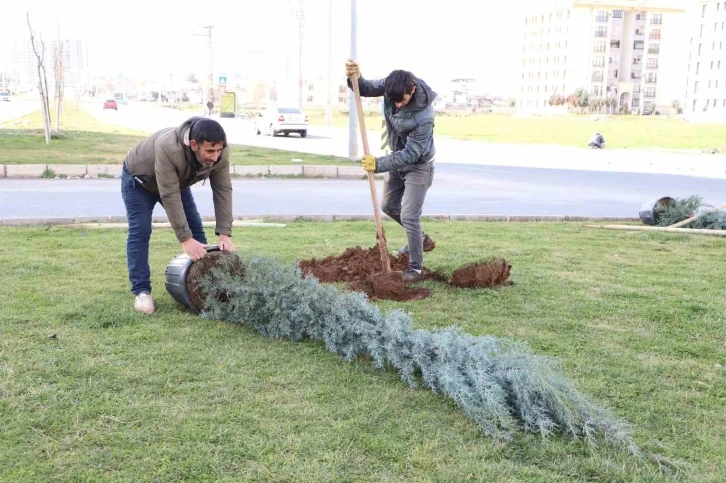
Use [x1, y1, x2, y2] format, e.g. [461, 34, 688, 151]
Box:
[304, 108, 726, 151]
[1, 221, 724, 481]
[0, 105, 345, 166]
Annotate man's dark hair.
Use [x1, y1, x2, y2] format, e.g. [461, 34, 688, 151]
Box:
[190, 118, 227, 146]
[384, 70, 417, 103]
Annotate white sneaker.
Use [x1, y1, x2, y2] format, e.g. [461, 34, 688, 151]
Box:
[134, 292, 155, 314]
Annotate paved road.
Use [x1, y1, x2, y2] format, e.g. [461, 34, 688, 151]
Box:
[0, 100, 40, 124]
[2, 163, 724, 220]
[80, 101, 726, 179]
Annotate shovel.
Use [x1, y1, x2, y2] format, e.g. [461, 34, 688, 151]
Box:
[348, 72, 406, 298]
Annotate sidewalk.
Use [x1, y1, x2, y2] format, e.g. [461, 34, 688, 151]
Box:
[0, 213, 639, 226]
[0, 164, 381, 180]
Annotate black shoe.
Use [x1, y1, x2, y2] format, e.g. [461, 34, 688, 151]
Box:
[402, 268, 423, 283]
[398, 234, 436, 255]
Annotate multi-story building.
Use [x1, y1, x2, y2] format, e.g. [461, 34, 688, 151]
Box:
[519, 0, 687, 113]
[11, 39, 88, 89]
[684, 1, 726, 120]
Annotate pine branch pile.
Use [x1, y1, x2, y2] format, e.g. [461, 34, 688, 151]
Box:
[196, 253, 638, 453]
[656, 195, 726, 229]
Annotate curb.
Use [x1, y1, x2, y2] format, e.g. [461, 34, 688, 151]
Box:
[0, 164, 381, 180]
[0, 215, 641, 227]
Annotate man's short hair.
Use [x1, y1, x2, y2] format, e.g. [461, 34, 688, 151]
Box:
[191, 118, 227, 146]
[385, 70, 417, 103]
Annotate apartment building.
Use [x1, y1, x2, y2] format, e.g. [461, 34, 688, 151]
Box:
[11, 39, 88, 88]
[684, 1, 726, 120]
[520, 0, 687, 113]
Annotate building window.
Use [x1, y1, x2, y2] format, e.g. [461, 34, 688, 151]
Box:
[634, 41, 644, 49]
[717, 81, 720, 89]
[594, 41, 606, 52]
[593, 56, 605, 66]
[703, 4, 707, 17]
[592, 71, 604, 81]
[636, 13, 641, 20]
[308, 85, 314, 91]
[644, 87, 656, 98]
[717, 22, 720, 32]
[648, 44, 660, 54]
[649, 29, 661, 40]
[646, 73, 657, 83]
[613, 10, 623, 19]
[699, 43, 703, 55]
[595, 26, 607, 37]
[633, 57, 642, 65]
[701, 24, 705, 37]
[651, 14, 662, 25]
[307, 96, 313, 102]
[596, 11, 608, 22]
[611, 40, 621, 48]
[714, 99, 718, 107]
[694, 80, 699, 93]
[647, 58, 659, 68]
[693, 100, 697, 111]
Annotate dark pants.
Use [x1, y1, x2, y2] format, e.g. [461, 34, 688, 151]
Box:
[380, 162, 435, 271]
[121, 165, 207, 295]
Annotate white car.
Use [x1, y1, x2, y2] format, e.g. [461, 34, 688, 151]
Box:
[255, 107, 308, 137]
[0, 92, 10, 102]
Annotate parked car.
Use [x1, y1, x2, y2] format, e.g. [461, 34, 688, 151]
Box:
[255, 106, 308, 137]
[0, 92, 10, 102]
[103, 99, 118, 110]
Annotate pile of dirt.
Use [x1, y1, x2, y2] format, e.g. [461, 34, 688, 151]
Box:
[450, 258, 512, 288]
[186, 251, 246, 311]
[298, 245, 511, 301]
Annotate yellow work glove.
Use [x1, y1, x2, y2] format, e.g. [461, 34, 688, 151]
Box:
[345, 58, 360, 78]
[362, 154, 376, 172]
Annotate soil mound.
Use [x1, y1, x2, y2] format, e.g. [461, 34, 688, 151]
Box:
[299, 246, 511, 301]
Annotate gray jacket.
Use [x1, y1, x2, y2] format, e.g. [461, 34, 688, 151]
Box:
[348, 76, 437, 172]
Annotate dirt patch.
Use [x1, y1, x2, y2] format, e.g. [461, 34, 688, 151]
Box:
[298, 246, 511, 301]
[450, 258, 512, 288]
[186, 251, 246, 311]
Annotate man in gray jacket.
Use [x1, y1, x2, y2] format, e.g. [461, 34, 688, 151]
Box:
[346, 59, 436, 283]
[122, 117, 235, 314]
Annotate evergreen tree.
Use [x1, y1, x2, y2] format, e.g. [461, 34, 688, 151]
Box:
[196, 254, 638, 453]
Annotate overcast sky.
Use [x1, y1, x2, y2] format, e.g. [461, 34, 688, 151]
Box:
[0, 0, 535, 95]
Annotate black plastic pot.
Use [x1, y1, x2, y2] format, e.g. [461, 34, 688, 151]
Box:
[639, 197, 674, 225]
[164, 245, 219, 314]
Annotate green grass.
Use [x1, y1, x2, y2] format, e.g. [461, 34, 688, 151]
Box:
[0, 105, 346, 166]
[304, 108, 726, 151]
[1, 221, 724, 481]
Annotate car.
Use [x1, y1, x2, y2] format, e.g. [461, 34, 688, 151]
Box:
[103, 99, 118, 110]
[255, 106, 308, 137]
[0, 92, 10, 102]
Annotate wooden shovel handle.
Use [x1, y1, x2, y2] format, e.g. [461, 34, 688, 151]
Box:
[349, 72, 391, 273]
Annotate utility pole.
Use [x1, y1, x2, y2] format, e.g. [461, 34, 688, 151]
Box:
[205, 25, 214, 106]
[298, 2, 304, 109]
[190, 25, 214, 108]
[348, 0, 358, 161]
[326, 0, 332, 126]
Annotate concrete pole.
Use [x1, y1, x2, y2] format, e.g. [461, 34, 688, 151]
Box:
[348, 0, 358, 161]
[325, 0, 332, 126]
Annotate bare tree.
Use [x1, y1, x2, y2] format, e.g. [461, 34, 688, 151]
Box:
[27, 12, 52, 144]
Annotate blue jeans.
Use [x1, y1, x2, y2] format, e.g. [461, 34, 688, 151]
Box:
[381, 162, 435, 271]
[121, 165, 207, 295]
